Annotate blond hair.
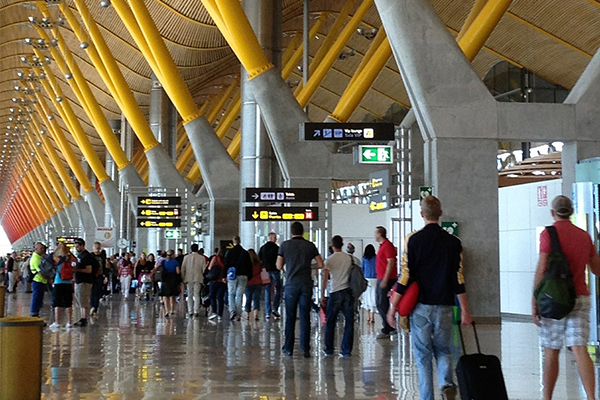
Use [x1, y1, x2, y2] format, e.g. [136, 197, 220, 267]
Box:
[421, 196, 442, 221]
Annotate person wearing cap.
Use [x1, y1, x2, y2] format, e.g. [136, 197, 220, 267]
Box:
[533, 195, 600, 400]
[29, 241, 48, 318]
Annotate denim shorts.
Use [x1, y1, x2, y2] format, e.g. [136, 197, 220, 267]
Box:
[539, 296, 590, 350]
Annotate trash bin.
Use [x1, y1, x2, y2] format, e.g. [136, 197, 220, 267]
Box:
[0, 317, 44, 400]
[0, 285, 5, 318]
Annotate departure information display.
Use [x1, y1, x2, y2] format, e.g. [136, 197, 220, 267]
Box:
[244, 207, 319, 221]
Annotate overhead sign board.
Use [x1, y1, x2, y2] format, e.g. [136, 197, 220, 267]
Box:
[137, 207, 181, 217]
[244, 207, 319, 221]
[300, 122, 395, 142]
[137, 196, 181, 206]
[137, 219, 182, 228]
[355, 145, 394, 164]
[244, 188, 319, 203]
[369, 193, 389, 212]
[164, 229, 182, 240]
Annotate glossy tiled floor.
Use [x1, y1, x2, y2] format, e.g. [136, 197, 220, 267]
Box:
[4, 291, 600, 399]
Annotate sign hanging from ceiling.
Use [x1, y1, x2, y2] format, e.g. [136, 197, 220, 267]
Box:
[138, 219, 182, 228]
[243, 207, 319, 221]
[137, 196, 181, 206]
[137, 208, 181, 217]
[355, 145, 394, 164]
[300, 122, 395, 142]
[244, 188, 319, 203]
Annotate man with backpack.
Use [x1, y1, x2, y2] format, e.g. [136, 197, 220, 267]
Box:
[387, 196, 473, 400]
[49, 243, 76, 330]
[532, 196, 600, 400]
[321, 235, 361, 357]
[29, 242, 48, 318]
[73, 238, 98, 327]
[224, 236, 252, 321]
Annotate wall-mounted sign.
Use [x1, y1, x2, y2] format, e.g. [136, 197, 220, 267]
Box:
[138, 219, 182, 228]
[441, 221, 459, 237]
[95, 227, 116, 248]
[137, 196, 181, 206]
[300, 122, 395, 142]
[244, 207, 319, 221]
[137, 208, 181, 217]
[244, 188, 319, 203]
[369, 194, 389, 212]
[369, 170, 390, 213]
[355, 145, 393, 164]
[419, 186, 433, 202]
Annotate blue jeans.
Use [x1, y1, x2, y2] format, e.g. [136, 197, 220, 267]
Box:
[265, 271, 282, 315]
[410, 303, 455, 400]
[30, 281, 47, 317]
[228, 275, 248, 315]
[209, 282, 226, 316]
[324, 288, 355, 356]
[283, 283, 312, 354]
[244, 284, 262, 312]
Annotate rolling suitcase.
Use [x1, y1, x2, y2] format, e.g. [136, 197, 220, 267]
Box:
[456, 323, 509, 400]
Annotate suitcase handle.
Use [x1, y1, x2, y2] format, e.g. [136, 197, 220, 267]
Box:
[458, 321, 481, 355]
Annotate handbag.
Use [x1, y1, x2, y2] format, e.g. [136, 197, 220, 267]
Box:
[260, 268, 271, 285]
[397, 281, 420, 317]
[205, 264, 222, 282]
[153, 265, 164, 282]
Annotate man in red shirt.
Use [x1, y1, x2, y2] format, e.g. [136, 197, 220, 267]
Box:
[375, 226, 398, 338]
[533, 195, 600, 400]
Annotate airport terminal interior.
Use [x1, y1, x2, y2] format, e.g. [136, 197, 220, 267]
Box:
[1, 0, 600, 398]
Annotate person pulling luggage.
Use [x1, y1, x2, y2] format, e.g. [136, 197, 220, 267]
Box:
[387, 196, 473, 400]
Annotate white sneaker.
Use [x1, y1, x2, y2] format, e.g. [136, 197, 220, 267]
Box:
[208, 313, 217, 320]
[65, 323, 73, 329]
[49, 322, 59, 330]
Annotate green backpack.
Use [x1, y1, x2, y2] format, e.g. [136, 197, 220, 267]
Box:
[534, 226, 576, 320]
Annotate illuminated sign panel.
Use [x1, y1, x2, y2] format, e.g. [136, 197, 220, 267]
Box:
[244, 207, 319, 221]
[138, 219, 182, 228]
[300, 122, 395, 142]
[137, 208, 181, 217]
[244, 188, 318, 203]
[137, 196, 181, 206]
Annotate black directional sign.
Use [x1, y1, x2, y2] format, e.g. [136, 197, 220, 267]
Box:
[138, 219, 182, 228]
[244, 207, 319, 221]
[244, 188, 319, 203]
[137, 196, 181, 206]
[300, 122, 395, 142]
[137, 208, 181, 217]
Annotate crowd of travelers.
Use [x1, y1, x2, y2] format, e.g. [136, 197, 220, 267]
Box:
[3, 194, 597, 400]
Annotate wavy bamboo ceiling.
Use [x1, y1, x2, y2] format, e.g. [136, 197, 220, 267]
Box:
[0, 0, 599, 183]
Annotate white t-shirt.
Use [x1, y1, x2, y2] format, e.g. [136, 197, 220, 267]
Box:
[325, 252, 360, 294]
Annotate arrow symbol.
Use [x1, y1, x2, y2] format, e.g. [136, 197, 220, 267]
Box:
[363, 149, 376, 159]
[252, 193, 259, 200]
[252, 212, 259, 219]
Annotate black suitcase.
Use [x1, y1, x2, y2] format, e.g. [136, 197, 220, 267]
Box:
[456, 323, 509, 400]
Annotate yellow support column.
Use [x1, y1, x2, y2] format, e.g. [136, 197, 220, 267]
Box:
[344, 27, 388, 93]
[457, 0, 489, 42]
[28, 158, 63, 213]
[227, 133, 242, 160]
[24, 137, 70, 207]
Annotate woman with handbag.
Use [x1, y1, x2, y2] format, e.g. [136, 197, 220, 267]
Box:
[156, 250, 181, 318]
[206, 247, 227, 321]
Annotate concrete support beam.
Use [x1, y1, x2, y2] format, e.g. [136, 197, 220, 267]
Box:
[74, 198, 97, 243]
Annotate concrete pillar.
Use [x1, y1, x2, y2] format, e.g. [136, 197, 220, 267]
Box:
[74, 197, 96, 243]
[239, 0, 280, 248]
[375, 0, 500, 319]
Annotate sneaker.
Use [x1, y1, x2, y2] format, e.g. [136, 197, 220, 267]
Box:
[49, 322, 60, 330]
[272, 311, 281, 320]
[442, 384, 457, 400]
[65, 323, 73, 329]
[90, 308, 97, 317]
[230, 312, 236, 321]
[74, 319, 88, 327]
[217, 316, 223, 321]
[322, 350, 333, 357]
[282, 349, 293, 356]
[339, 353, 351, 358]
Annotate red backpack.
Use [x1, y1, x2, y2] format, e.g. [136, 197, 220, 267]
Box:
[60, 255, 76, 281]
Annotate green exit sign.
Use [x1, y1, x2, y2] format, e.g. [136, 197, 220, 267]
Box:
[164, 229, 182, 240]
[356, 145, 393, 164]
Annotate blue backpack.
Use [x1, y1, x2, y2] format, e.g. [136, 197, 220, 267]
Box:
[39, 253, 57, 280]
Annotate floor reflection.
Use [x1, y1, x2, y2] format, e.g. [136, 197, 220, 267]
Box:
[2, 292, 598, 399]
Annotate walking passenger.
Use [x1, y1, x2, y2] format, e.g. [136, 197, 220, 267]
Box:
[207, 247, 227, 321]
[50, 243, 76, 330]
[225, 236, 252, 321]
[361, 244, 377, 324]
[532, 196, 600, 400]
[244, 249, 263, 321]
[321, 235, 360, 357]
[374, 226, 398, 339]
[277, 222, 324, 357]
[156, 250, 181, 317]
[260, 232, 282, 320]
[387, 196, 473, 400]
[90, 242, 106, 315]
[118, 252, 134, 299]
[73, 238, 98, 327]
[181, 243, 207, 318]
[29, 242, 48, 318]
[6, 252, 17, 293]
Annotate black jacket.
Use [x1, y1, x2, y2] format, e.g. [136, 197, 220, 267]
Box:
[224, 245, 253, 278]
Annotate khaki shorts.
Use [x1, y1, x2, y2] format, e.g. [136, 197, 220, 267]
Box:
[539, 296, 590, 350]
[74, 282, 92, 309]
